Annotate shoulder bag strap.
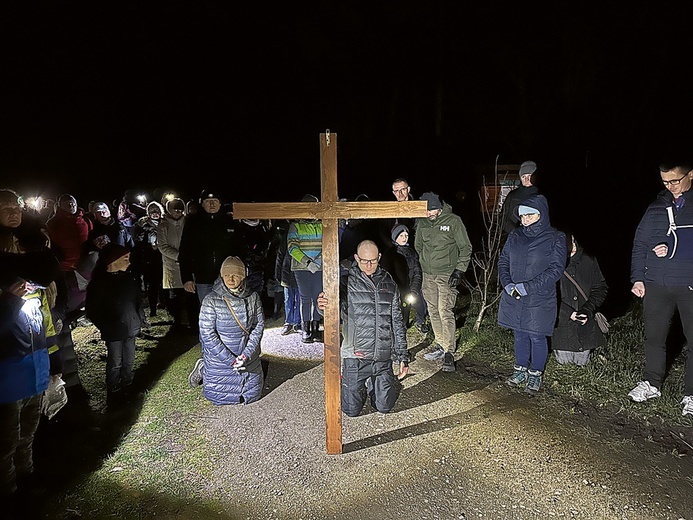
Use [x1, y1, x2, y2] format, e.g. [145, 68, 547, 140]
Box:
[563, 270, 589, 302]
[223, 296, 249, 335]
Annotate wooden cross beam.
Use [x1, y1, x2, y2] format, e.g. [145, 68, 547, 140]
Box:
[232, 131, 427, 454]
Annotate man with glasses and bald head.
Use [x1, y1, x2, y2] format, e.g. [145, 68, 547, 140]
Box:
[629, 161, 693, 416]
[317, 240, 409, 417]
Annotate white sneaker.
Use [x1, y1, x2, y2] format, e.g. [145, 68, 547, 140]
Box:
[682, 396, 693, 416]
[627, 381, 661, 402]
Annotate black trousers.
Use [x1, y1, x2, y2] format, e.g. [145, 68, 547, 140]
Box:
[341, 358, 400, 417]
[643, 284, 693, 394]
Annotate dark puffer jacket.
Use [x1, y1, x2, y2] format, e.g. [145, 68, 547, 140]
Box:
[553, 246, 608, 352]
[631, 188, 693, 287]
[498, 194, 567, 335]
[200, 277, 264, 405]
[339, 264, 409, 364]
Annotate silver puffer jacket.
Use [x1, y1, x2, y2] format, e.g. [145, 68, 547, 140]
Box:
[200, 277, 264, 405]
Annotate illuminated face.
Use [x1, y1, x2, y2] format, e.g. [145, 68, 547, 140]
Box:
[0, 200, 23, 228]
[520, 174, 533, 187]
[392, 181, 410, 202]
[202, 198, 221, 214]
[355, 243, 380, 276]
[520, 213, 540, 226]
[661, 167, 693, 198]
[395, 231, 409, 246]
[94, 204, 111, 223]
[222, 272, 245, 290]
[59, 196, 78, 215]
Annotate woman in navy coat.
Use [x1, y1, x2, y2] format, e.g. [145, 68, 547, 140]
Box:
[498, 194, 567, 394]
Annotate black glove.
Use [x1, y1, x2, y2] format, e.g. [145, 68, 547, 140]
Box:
[448, 269, 464, 287]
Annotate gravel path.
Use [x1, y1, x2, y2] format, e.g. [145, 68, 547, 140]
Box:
[175, 320, 693, 520]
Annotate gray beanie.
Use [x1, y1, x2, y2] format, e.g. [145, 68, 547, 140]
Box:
[519, 161, 537, 177]
[419, 192, 442, 210]
[391, 224, 409, 243]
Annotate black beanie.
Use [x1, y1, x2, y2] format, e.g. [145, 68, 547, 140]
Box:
[419, 192, 442, 210]
[99, 243, 129, 266]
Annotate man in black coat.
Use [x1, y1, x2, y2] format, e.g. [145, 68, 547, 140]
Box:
[500, 161, 540, 235]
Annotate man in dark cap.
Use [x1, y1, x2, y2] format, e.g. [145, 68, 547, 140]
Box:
[500, 160, 540, 235]
[415, 192, 472, 372]
[178, 189, 240, 315]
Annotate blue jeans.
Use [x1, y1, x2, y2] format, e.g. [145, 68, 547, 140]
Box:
[513, 330, 548, 372]
[294, 271, 323, 322]
[283, 286, 301, 325]
[106, 336, 137, 391]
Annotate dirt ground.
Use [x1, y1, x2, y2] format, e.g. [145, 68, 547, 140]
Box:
[30, 316, 693, 520]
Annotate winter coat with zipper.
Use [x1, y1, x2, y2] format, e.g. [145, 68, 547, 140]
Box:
[200, 277, 264, 405]
[157, 214, 185, 289]
[631, 188, 693, 287]
[339, 263, 409, 365]
[414, 202, 472, 276]
[498, 194, 567, 336]
[380, 243, 423, 298]
[178, 210, 240, 285]
[553, 245, 608, 352]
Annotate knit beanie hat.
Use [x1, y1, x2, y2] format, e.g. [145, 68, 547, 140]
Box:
[99, 243, 129, 266]
[221, 256, 246, 279]
[419, 192, 442, 210]
[518, 205, 540, 216]
[519, 161, 537, 177]
[391, 223, 409, 243]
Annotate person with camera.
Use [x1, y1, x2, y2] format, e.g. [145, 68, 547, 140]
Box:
[552, 234, 608, 366]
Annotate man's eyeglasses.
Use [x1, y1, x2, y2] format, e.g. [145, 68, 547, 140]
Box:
[357, 256, 379, 266]
[392, 187, 409, 195]
[662, 172, 691, 186]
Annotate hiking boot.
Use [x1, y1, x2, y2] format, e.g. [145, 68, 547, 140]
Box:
[506, 365, 528, 387]
[524, 370, 542, 395]
[423, 344, 445, 361]
[415, 322, 430, 334]
[628, 381, 661, 402]
[301, 321, 314, 343]
[682, 396, 693, 416]
[442, 352, 455, 372]
[188, 358, 204, 388]
[280, 323, 293, 335]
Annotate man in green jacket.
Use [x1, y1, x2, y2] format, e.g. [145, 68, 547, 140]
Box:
[415, 192, 472, 372]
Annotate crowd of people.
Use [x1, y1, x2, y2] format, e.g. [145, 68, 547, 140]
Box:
[3, 157, 693, 501]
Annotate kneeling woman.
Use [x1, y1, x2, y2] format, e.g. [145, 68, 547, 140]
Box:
[200, 256, 264, 405]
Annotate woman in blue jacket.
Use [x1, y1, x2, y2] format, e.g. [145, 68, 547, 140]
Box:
[498, 194, 567, 395]
[195, 256, 264, 405]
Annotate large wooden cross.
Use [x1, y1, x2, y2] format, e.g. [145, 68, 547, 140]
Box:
[232, 131, 427, 454]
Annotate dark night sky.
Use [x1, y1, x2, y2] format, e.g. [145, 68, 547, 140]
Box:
[3, 3, 693, 315]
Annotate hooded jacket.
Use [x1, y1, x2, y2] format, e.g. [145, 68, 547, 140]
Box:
[414, 202, 472, 276]
[497, 194, 567, 335]
[200, 277, 264, 405]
